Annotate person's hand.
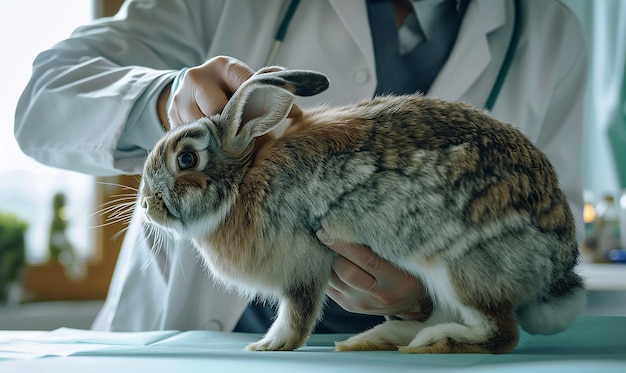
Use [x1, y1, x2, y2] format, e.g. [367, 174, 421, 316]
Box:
[317, 228, 432, 320]
[162, 56, 255, 129]
[158, 56, 302, 130]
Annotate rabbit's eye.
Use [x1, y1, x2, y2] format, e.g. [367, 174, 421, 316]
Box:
[177, 151, 198, 170]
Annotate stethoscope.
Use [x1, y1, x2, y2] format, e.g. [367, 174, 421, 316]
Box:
[265, 0, 523, 112]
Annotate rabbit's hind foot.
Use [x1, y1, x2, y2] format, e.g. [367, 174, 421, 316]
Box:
[335, 319, 424, 352]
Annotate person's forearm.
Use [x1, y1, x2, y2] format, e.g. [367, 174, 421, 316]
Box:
[15, 54, 175, 176]
[15, 1, 212, 175]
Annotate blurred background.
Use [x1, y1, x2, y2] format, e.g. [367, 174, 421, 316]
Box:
[0, 0, 132, 329]
[0, 0, 625, 330]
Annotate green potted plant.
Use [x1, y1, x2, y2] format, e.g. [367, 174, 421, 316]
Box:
[0, 212, 28, 303]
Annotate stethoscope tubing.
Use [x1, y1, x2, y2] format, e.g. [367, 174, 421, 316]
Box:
[265, 0, 301, 66]
[484, 0, 523, 112]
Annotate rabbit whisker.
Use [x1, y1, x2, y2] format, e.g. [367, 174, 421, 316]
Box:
[111, 225, 131, 241]
[103, 193, 138, 202]
[91, 198, 137, 218]
[96, 180, 138, 192]
[90, 217, 131, 230]
[140, 222, 169, 272]
[105, 204, 136, 221]
[89, 203, 136, 230]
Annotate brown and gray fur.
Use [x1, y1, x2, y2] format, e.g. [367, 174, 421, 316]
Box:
[140, 67, 585, 353]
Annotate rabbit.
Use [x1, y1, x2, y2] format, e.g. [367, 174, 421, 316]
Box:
[139, 66, 586, 354]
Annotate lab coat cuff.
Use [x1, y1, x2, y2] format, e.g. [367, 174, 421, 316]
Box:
[167, 67, 189, 112]
[120, 71, 177, 152]
[112, 70, 176, 174]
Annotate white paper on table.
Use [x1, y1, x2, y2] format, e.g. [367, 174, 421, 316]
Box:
[0, 328, 178, 360]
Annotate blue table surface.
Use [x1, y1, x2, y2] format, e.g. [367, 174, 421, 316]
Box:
[1, 315, 625, 372]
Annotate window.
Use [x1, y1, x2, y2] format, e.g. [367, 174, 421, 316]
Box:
[0, 1, 95, 263]
[1, 1, 128, 302]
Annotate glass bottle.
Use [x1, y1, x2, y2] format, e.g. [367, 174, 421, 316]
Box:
[595, 194, 621, 262]
[582, 191, 597, 260]
[605, 190, 626, 263]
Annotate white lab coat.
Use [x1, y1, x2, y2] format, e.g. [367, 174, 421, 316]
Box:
[14, 0, 587, 332]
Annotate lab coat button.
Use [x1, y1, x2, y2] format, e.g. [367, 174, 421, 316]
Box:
[353, 69, 370, 85]
[205, 319, 223, 331]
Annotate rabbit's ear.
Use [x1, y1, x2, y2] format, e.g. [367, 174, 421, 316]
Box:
[219, 68, 329, 151]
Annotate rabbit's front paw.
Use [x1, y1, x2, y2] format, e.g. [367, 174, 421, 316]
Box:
[245, 334, 301, 352]
[245, 317, 307, 352]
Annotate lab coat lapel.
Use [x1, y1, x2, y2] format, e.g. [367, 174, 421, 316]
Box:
[428, 0, 507, 102]
[328, 0, 376, 72]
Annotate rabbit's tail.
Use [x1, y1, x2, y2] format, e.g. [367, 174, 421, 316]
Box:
[516, 270, 586, 335]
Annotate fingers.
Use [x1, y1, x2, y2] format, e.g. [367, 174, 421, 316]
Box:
[327, 269, 375, 314]
[317, 228, 431, 319]
[316, 228, 386, 277]
[329, 253, 376, 292]
[168, 56, 254, 127]
[167, 56, 302, 128]
[218, 56, 255, 96]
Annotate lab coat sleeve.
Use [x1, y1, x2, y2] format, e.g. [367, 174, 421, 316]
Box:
[14, 0, 217, 176]
[533, 11, 588, 243]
